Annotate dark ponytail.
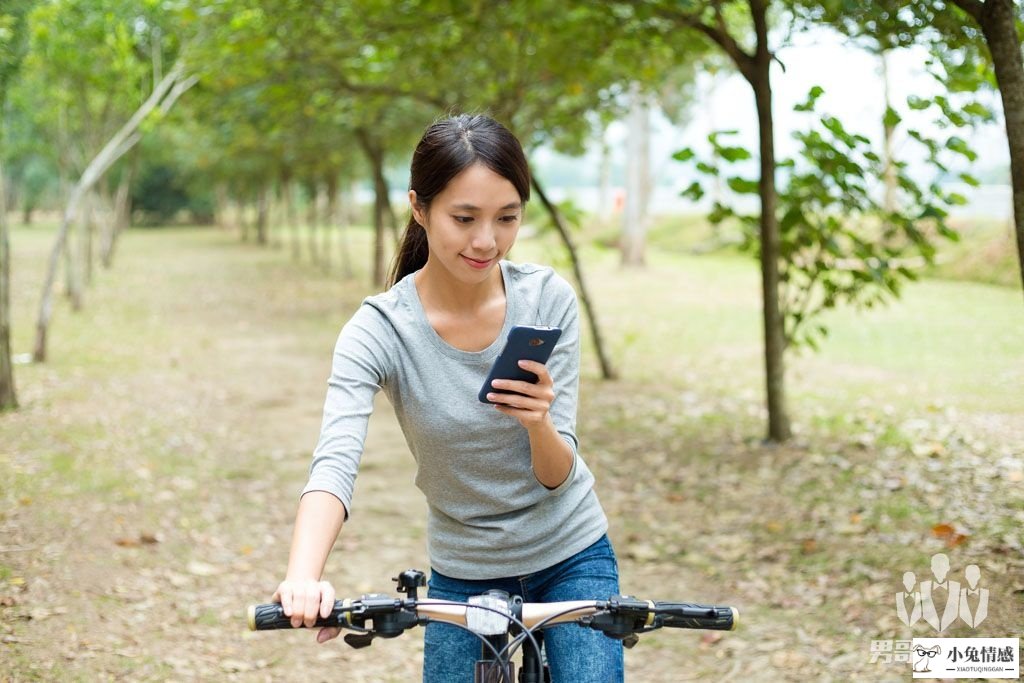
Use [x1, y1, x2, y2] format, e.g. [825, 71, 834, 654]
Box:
[386, 114, 531, 288]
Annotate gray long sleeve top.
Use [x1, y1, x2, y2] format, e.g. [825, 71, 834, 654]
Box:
[303, 260, 608, 579]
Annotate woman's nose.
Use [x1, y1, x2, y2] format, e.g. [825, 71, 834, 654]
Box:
[471, 223, 497, 251]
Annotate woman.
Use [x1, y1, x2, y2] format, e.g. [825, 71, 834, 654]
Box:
[274, 114, 623, 681]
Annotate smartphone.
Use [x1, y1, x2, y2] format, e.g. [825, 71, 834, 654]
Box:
[478, 325, 563, 404]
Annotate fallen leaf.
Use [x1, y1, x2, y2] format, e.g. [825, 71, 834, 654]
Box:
[186, 561, 221, 577]
[8, 577, 25, 587]
[932, 523, 969, 548]
[139, 533, 160, 545]
[699, 631, 724, 649]
[0, 596, 15, 607]
[115, 538, 139, 548]
[801, 539, 818, 555]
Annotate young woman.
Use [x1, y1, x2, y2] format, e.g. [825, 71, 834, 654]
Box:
[273, 114, 623, 681]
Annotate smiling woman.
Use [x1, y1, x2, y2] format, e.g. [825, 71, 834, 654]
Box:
[272, 114, 624, 682]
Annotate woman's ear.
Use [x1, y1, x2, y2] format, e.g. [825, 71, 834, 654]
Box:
[409, 190, 427, 227]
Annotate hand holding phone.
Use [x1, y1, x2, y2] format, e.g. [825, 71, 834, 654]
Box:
[478, 325, 562, 404]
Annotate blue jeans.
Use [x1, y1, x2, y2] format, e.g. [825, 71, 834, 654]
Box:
[423, 534, 624, 683]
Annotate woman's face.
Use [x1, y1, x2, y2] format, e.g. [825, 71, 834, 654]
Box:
[411, 162, 522, 285]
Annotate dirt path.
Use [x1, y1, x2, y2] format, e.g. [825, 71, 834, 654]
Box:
[3, 228, 1021, 682]
[0, 230, 705, 682]
[1, 230, 434, 681]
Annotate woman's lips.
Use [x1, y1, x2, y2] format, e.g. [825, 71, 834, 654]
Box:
[461, 255, 494, 270]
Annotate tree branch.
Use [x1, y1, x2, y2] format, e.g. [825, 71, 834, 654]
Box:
[648, 1, 756, 82]
[948, 0, 985, 22]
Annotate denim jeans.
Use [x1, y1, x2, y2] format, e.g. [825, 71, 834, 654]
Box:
[423, 534, 624, 683]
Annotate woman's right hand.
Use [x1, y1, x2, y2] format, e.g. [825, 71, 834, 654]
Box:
[273, 578, 340, 643]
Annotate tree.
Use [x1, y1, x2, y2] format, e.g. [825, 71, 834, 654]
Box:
[632, 0, 964, 441]
[823, 0, 1024, 298]
[0, 0, 37, 411]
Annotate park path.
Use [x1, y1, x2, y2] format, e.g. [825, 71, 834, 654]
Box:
[1, 230, 727, 682]
[9, 228, 1018, 682]
[1, 231, 432, 681]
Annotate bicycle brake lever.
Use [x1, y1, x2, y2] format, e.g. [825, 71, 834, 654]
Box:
[343, 632, 375, 649]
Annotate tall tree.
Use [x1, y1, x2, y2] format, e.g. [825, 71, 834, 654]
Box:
[811, 0, 1024, 297]
[0, 0, 36, 411]
[633, 0, 964, 441]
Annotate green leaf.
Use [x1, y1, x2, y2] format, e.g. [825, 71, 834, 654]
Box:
[958, 172, 980, 187]
[718, 146, 752, 162]
[680, 181, 704, 201]
[945, 136, 978, 161]
[726, 177, 759, 194]
[672, 147, 695, 162]
[695, 161, 719, 176]
[907, 95, 931, 111]
[882, 106, 902, 129]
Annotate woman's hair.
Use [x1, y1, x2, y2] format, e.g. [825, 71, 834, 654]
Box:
[386, 114, 531, 288]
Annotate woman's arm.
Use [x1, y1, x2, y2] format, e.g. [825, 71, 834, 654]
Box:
[488, 359, 574, 488]
[273, 491, 347, 641]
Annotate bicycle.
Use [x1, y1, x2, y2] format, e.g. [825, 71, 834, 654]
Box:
[248, 568, 739, 683]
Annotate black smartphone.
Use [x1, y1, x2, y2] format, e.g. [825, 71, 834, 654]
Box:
[478, 325, 563, 404]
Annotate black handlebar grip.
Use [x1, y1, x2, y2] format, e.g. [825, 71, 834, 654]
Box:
[654, 603, 738, 631]
[247, 603, 342, 631]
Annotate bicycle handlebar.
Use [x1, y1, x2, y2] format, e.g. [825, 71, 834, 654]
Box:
[248, 593, 738, 637]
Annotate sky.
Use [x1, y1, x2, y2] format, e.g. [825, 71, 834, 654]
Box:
[534, 29, 1012, 218]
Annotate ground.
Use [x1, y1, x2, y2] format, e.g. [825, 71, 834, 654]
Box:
[1, 226, 1021, 682]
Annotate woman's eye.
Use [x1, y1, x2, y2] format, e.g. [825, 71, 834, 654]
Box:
[453, 216, 473, 224]
[500, 215, 520, 223]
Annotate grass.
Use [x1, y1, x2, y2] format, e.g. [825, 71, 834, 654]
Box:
[1, 218, 1022, 680]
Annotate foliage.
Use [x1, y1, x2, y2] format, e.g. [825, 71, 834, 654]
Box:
[675, 85, 962, 350]
[130, 162, 214, 225]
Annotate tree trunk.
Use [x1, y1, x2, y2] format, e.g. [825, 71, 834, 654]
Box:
[65, 219, 83, 311]
[318, 182, 332, 271]
[977, 0, 1024, 298]
[532, 177, 617, 380]
[256, 183, 269, 246]
[0, 158, 17, 411]
[102, 153, 136, 269]
[284, 180, 300, 261]
[357, 129, 389, 288]
[83, 193, 95, 286]
[598, 127, 612, 224]
[33, 62, 194, 362]
[305, 183, 319, 265]
[336, 181, 353, 279]
[881, 50, 899, 212]
[749, 9, 791, 442]
[325, 174, 341, 275]
[215, 184, 229, 230]
[622, 82, 651, 267]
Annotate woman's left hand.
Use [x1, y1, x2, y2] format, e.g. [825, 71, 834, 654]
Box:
[486, 360, 555, 428]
